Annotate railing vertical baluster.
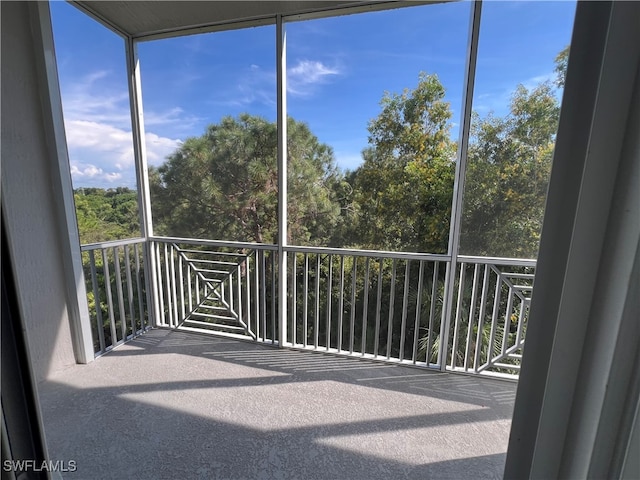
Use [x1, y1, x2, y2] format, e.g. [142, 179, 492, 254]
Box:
[303, 253, 309, 348]
[195, 271, 200, 307]
[474, 264, 491, 372]
[236, 263, 243, 333]
[246, 255, 252, 337]
[178, 246, 185, 322]
[450, 262, 466, 369]
[113, 246, 128, 342]
[349, 257, 357, 355]
[399, 260, 411, 361]
[326, 254, 333, 350]
[228, 271, 234, 313]
[254, 250, 260, 341]
[337, 255, 345, 352]
[102, 248, 117, 348]
[89, 250, 105, 354]
[163, 243, 173, 327]
[134, 244, 145, 331]
[412, 260, 425, 364]
[292, 253, 297, 346]
[386, 258, 397, 360]
[464, 263, 481, 371]
[261, 250, 267, 342]
[156, 243, 166, 326]
[502, 286, 514, 356]
[515, 293, 529, 347]
[374, 258, 383, 357]
[147, 241, 159, 329]
[187, 263, 193, 314]
[427, 262, 439, 366]
[314, 254, 320, 349]
[124, 245, 136, 336]
[361, 258, 370, 356]
[170, 245, 179, 327]
[484, 268, 503, 370]
[271, 252, 276, 344]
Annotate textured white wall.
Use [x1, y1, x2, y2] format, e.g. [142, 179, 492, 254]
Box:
[1, 1, 77, 381]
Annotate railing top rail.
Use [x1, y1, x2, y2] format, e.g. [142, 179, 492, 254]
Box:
[81, 237, 146, 251]
[284, 244, 451, 261]
[150, 236, 278, 251]
[458, 255, 537, 267]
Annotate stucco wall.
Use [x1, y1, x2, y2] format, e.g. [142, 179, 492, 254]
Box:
[1, 1, 78, 381]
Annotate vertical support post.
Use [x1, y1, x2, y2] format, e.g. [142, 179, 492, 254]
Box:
[439, 0, 482, 371]
[276, 15, 288, 347]
[29, 2, 94, 363]
[125, 35, 158, 328]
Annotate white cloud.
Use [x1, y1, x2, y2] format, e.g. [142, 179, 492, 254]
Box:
[70, 163, 122, 185]
[59, 71, 184, 187]
[210, 64, 276, 108]
[145, 132, 182, 165]
[287, 60, 340, 97]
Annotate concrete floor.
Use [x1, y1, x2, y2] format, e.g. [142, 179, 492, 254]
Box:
[38, 328, 516, 480]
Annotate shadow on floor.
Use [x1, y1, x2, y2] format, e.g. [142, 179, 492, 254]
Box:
[39, 329, 514, 480]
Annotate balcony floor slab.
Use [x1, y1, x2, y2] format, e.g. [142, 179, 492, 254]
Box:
[38, 328, 516, 480]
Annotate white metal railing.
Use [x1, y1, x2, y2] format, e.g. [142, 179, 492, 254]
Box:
[284, 246, 450, 368]
[81, 238, 150, 356]
[150, 237, 279, 343]
[81, 237, 535, 378]
[447, 255, 535, 378]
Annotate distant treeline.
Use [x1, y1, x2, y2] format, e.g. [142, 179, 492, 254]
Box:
[74, 187, 140, 244]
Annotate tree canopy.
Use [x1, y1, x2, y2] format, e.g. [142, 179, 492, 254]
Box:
[74, 187, 140, 244]
[460, 65, 564, 258]
[150, 114, 344, 245]
[350, 73, 456, 253]
[76, 47, 569, 261]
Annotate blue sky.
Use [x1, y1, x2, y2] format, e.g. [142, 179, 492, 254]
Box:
[50, 0, 576, 189]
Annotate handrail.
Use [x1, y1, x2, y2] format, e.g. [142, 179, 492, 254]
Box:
[458, 255, 536, 267]
[284, 244, 450, 261]
[81, 237, 146, 251]
[150, 235, 277, 251]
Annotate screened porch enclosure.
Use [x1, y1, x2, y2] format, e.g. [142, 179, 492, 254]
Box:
[67, 0, 559, 381]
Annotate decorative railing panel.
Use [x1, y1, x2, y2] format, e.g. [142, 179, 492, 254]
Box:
[151, 238, 279, 343]
[447, 256, 535, 377]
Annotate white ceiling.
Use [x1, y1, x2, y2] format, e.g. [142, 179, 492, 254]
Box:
[72, 1, 425, 40]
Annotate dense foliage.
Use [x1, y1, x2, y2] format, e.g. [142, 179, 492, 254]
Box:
[76, 50, 566, 261]
[74, 187, 140, 244]
[149, 115, 345, 245]
[350, 73, 456, 253]
[461, 81, 560, 258]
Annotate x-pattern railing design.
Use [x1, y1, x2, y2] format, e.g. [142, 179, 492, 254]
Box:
[448, 257, 535, 377]
[160, 244, 256, 339]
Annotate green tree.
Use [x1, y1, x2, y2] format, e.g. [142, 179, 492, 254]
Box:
[461, 82, 561, 258]
[350, 72, 457, 253]
[74, 187, 140, 244]
[554, 45, 569, 88]
[150, 113, 344, 245]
